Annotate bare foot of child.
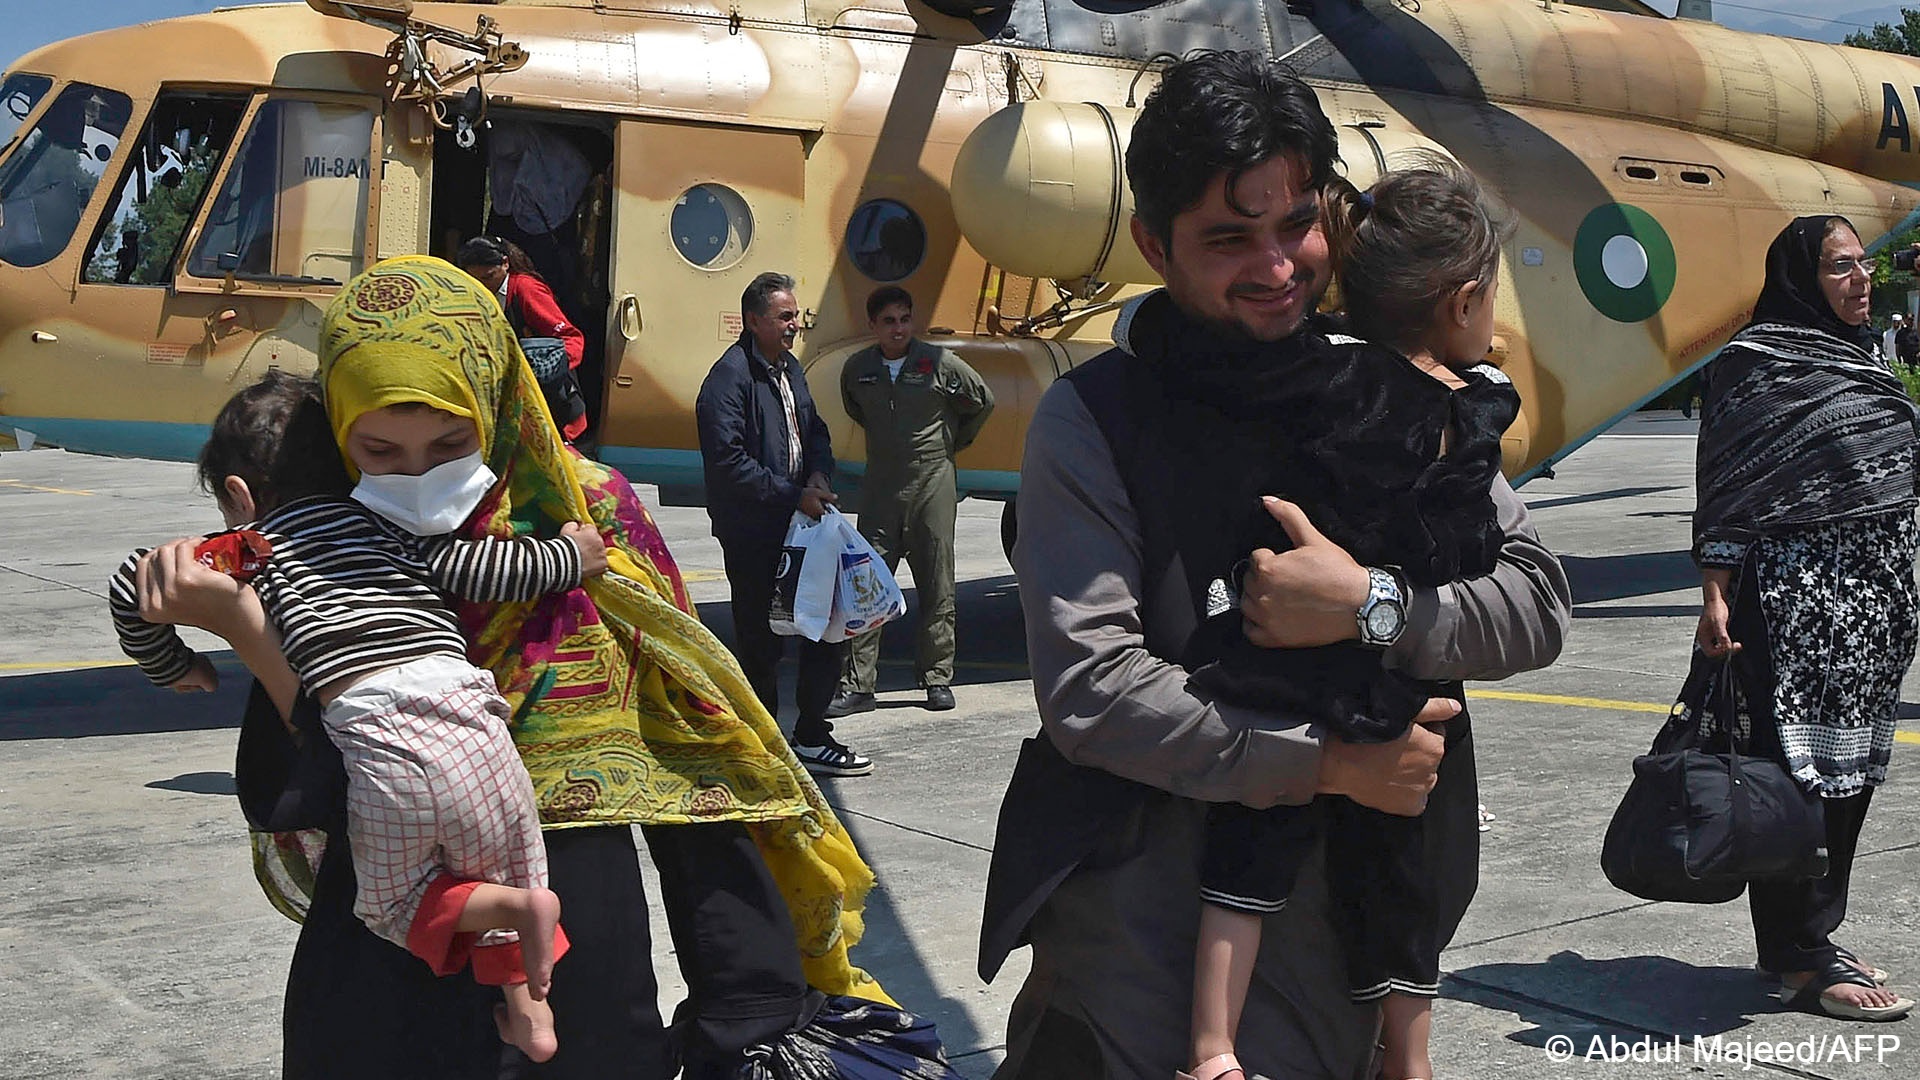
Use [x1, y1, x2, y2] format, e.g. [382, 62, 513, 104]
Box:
[495, 985, 558, 1063]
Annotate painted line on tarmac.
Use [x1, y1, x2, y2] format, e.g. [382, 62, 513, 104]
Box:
[1475, 688, 1920, 746]
[1474, 689, 1668, 714]
[0, 478, 95, 495]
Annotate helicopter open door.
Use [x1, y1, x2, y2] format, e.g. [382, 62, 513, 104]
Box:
[600, 119, 808, 487]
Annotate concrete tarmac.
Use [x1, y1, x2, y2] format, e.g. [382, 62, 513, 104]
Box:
[1, 411, 1915, 1079]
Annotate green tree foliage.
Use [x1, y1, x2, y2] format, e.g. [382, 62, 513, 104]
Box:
[1867, 227, 1920, 326]
[1890, 359, 1920, 402]
[85, 154, 219, 285]
[1844, 9, 1920, 55]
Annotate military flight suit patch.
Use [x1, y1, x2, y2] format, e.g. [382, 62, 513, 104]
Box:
[899, 355, 937, 386]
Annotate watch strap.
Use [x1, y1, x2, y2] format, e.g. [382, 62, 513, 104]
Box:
[1356, 566, 1407, 647]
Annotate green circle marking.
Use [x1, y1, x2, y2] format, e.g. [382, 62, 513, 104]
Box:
[1573, 203, 1677, 323]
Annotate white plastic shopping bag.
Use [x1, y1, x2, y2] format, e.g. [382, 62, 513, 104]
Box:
[823, 511, 907, 643]
[769, 510, 840, 639]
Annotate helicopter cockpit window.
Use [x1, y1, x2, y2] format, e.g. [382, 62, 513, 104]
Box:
[671, 183, 754, 270]
[83, 93, 246, 286]
[0, 82, 132, 269]
[0, 73, 54, 157]
[846, 198, 926, 282]
[188, 99, 375, 285]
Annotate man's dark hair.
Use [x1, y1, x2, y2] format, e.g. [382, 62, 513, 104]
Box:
[865, 285, 913, 322]
[742, 272, 797, 317]
[196, 370, 352, 517]
[1126, 51, 1339, 244]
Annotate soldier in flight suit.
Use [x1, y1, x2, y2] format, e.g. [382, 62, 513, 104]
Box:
[828, 286, 996, 717]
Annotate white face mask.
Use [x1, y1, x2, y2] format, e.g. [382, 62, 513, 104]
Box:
[351, 450, 498, 536]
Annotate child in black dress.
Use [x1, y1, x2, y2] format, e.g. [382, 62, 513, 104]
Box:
[1178, 164, 1519, 1080]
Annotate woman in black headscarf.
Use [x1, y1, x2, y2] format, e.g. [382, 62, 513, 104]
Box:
[1693, 215, 1918, 1021]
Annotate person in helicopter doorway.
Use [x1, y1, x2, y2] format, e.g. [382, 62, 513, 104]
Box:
[457, 236, 590, 444]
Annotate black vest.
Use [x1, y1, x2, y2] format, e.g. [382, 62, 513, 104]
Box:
[977, 350, 1239, 981]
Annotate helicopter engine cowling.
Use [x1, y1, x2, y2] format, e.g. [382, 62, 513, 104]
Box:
[951, 101, 1159, 286]
[950, 101, 1462, 288]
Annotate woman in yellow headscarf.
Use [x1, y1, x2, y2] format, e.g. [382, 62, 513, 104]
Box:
[152, 257, 938, 1078]
[325, 255, 908, 1074]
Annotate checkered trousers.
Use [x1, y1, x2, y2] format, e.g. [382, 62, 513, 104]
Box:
[322, 655, 548, 955]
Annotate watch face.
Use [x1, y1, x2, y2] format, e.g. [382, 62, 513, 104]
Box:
[1366, 602, 1405, 640]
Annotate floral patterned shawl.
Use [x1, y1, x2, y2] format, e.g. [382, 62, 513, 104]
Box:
[317, 255, 887, 1003]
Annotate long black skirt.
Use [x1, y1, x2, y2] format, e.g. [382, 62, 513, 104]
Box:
[250, 684, 809, 1079]
[284, 822, 812, 1079]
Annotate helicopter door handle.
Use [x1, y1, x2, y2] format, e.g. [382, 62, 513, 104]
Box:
[30, 331, 57, 343]
[205, 309, 245, 342]
[616, 294, 641, 342]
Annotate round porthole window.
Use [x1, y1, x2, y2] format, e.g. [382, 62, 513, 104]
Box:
[671, 184, 754, 270]
[846, 198, 926, 282]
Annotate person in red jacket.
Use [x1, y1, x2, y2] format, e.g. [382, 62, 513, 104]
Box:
[458, 236, 590, 442]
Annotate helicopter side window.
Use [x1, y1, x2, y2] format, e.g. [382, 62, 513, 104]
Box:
[846, 198, 927, 282]
[671, 183, 755, 271]
[188, 99, 375, 285]
[0, 82, 132, 270]
[82, 92, 246, 286]
[0, 72, 54, 158]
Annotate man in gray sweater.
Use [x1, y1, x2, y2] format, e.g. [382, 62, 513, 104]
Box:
[978, 52, 1571, 1080]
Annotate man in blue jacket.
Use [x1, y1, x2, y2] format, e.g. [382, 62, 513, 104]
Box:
[697, 271, 872, 776]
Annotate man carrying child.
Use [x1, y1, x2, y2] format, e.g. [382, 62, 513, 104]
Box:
[976, 51, 1572, 1080]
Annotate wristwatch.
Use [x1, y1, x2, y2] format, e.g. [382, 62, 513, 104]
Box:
[1355, 566, 1407, 647]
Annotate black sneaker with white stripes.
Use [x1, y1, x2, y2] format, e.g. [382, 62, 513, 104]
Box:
[791, 737, 874, 777]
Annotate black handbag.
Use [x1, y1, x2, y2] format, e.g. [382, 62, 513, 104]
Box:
[1600, 650, 1829, 903]
[520, 335, 588, 429]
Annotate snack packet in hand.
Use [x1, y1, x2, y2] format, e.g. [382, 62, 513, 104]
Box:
[194, 530, 273, 583]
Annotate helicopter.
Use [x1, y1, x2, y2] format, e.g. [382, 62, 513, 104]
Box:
[2, 0, 1918, 539]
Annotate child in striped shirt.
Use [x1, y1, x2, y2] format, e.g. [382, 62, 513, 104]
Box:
[110, 372, 604, 1062]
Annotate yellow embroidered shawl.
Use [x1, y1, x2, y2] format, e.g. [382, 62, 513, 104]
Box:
[317, 256, 887, 1003]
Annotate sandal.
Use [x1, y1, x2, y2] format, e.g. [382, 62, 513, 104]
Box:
[1178, 1052, 1269, 1080]
[1836, 945, 1893, 987]
[1779, 958, 1915, 1021]
[1757, 946, 1891, 987]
